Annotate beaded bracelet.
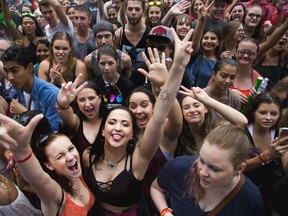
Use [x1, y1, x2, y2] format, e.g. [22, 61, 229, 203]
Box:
[56, 100, 70, 110]
[160, 207, 173, 216]
[16, 151, 33, 164]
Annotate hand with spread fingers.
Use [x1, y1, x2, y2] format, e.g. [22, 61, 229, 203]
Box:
[138, 48, 168, 88]
[0, 114, 43, 153]
[57, 73, 88, 109]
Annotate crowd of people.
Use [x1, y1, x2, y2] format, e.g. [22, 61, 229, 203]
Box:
[0, 0, 288, 215]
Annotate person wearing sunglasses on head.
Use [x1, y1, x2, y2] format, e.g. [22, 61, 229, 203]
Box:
[0, 0, 46, 65]
[0, 113, 95, 216]
[145, 0, 164, 28]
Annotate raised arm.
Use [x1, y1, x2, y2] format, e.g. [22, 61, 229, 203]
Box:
[119, 0, 127, 25]
[256, 19, 288, 63]
[56, 74, 88, 135]
[0, 0, 23, 41]
[162, 1, 191, 27]
[133, 28, 194, 177]
[47, 0, 69, 26]
[180, 86, 248, 127]
[0, 114, 62, 212]
[191, 1, 213, 56]
[98, 0, 105, 20]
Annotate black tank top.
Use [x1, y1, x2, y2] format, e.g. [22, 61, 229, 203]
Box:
[85, 154, 143, 207]
[120, 25, 150, 72]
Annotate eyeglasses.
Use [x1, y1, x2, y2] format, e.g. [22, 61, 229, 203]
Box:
[150, 45, 167, 52]
[149, 1, 161, 6]
[22, 13, 36, 18]
[35, 130, 59, 150]
[247, 13, 261, 19]
[237, 50, 256, 57]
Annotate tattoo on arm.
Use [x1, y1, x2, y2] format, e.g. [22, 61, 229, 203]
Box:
[159, 89, 172, 102]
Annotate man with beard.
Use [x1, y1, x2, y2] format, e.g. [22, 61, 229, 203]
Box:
[192, 0, 228, 33]
[114, 0, 150, 86]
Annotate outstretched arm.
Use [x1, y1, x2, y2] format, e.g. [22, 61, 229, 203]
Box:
[180, 86, 248, 127]
[162, 1, 191, 26]
[133, 28, 194, 179]
[0, 114, 62, 213]
[47, 0, 69, 26]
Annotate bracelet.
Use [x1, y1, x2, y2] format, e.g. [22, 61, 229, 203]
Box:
[258, 153, 271, 165]
[56, 100, 70, 110]
[16, 151, 33, 164]
[160, 207, 173, 216]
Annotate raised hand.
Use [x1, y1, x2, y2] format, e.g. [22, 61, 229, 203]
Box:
[198, 0, 214, 19]
[169, 0, 191, 16]
[179, 86, 210, 103]
[172, 27, 194, 67]
[0, 114, 43, 151]
[138, 48, 167, 87]
[57, 73, 88, 108]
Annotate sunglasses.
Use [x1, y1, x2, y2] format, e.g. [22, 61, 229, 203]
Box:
[237, 50, 256, 57]
[149, 1, 161, 6]
[150, 45, 167, 52]
[247, 13, 261, 19]
[35, 130, 59, 150]
[22, 13, 36, 18]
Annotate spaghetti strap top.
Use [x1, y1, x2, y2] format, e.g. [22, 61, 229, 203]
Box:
[84, 154, 143, 207]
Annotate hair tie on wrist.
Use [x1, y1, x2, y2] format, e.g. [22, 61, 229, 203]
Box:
[160, 207, 173, 216]
[16, 151, 33, 164]
[56, 100, 70, 110]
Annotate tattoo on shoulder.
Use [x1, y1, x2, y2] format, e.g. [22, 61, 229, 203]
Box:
[159, 89, 172, 102]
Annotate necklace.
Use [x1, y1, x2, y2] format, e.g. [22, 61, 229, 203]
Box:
[105, 153, 127, 170]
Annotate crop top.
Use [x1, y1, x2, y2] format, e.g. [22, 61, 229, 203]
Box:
[84, 154, 143, 207]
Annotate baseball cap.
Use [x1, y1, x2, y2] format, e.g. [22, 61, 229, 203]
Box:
[93, 20, 115, 35]
[148, 25, 173, 44]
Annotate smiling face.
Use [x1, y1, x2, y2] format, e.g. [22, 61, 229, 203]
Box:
[44, 135, 81, 179]
[103, 109, 134, 148]
[209, 0, 227, 21]
[77, 88, 101, 119]
[192, 0, 204, 17]
[107, 8, 118, 22]
[176, 18, 191, 39]
[22, 17, 36, 35]
[197, 142, 237, 190]
[148, 5, 161, 25]
[235, 40, 258, 65]
[52, 39, 71, 63]
[201, 31, 219, 52]
[253, 103, 280, 129]
[129, 92, 154, 129]
[181, 96, 207, 126]
[230, 5, 244, 21]
[212, 64, 237, 91]
[40, 5, 57, 24]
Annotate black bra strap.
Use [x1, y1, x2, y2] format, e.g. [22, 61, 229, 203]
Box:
[56, 189, 64, 216]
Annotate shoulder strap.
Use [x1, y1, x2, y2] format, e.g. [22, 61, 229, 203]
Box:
[207, 175, 245, 216]
[56, 189, 64, 216]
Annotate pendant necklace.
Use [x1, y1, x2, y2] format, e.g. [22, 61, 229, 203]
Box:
[105, 153, 127, 170]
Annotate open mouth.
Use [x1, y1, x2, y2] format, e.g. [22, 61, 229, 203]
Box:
[68, 161, 79, 172]
[112, 134, 123, 141]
